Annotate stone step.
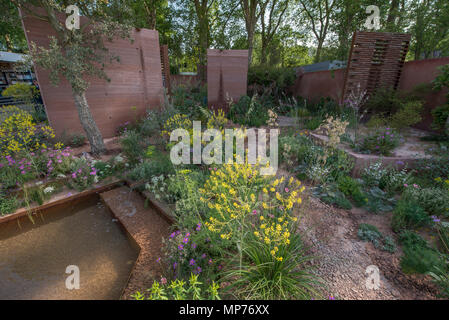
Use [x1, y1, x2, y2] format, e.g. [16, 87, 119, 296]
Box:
[100, 186, 171, 299]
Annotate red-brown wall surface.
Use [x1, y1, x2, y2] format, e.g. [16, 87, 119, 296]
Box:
[291, 57, 449, 131]
[398, 57, 449, 130]
[21, 10, 164, 138]
[292, 68, 345, 103]
[207, 49, 248, 110]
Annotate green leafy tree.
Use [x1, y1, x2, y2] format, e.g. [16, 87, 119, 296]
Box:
[297, 0, 336, 63]
[409, 0, 449, 60]
[0, 0, 27, 52]
[259, 0, 291, 65]
[11, 0, 132, 154]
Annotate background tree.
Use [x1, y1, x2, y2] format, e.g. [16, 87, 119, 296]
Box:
[259, 0, 291, 65]
[409, 0, 449, 60]
[0, 0, 27, 52]
[240, 0, 265, 65]
[297, 0, 336, 63]
[11, 0, 132, 155]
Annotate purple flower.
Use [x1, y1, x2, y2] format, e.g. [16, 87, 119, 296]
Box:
[432, 216, 441, 223]
[178, 244, 184, 250]
[173, 262, 177, 270]
[196, 266, 202, 273]
[170, 232, 176, 238]
[196, 223, 202, 231]
[201, 253, 207, 259]
[182, 237, 189, 244]
[191, 243, 197, 249]
[156, 257, 161, 263]
[208, 259, 213, 265]
[189, 259, 195, 266]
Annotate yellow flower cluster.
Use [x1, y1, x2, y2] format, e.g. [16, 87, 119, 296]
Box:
[435, 177, 449, 189]
[207, 109, 228, 132]
[0, 106, 55, 156]
[262, 176, 305, 211]
[201, 161, 265, 241]
[257, 176, 304, 260]
[200, 160, 305, 262]
[161, 114, 192, 139]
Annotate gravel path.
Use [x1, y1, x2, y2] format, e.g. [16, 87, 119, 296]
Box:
[297, 194, 439, 300]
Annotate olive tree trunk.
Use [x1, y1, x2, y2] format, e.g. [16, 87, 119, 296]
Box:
[72, 90, 106, 155]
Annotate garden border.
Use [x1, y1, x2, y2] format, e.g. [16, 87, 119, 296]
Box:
[309, 133, 427, 177]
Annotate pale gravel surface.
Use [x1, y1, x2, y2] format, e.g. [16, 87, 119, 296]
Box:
[297, 194, 438, 300]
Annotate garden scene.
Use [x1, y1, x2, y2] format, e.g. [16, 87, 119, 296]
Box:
[0, 0, 449, 302]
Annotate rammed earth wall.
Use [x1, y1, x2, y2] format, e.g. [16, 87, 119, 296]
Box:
[20, 9, 164, 138]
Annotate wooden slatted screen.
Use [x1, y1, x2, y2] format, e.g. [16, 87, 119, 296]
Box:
[160, 44, 171, 95]
[342, 31, 410, 104]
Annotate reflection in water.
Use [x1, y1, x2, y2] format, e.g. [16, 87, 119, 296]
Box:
[0, 195, 139, 300]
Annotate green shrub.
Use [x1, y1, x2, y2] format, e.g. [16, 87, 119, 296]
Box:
[365, 87, 403, 115]
[431, 104, 449, 133]
[304, 117, 322, 130]
[120, 130, 147, 165]
[248, 66, 296, 98]
[391, 199, 432, 232]
[429, 222, 449, 298]
[399, 231, 444, 274]
[0, 194, 19, 215]
[359, 128, 400, 156]
[132, 274, 220, 300]
[317, 186, 353, 210]
[357, 223, 396, 253]
[337, 176, 367, 207]
[127, 153, 174, 182]
[414, 155, 449, 187]
[366, 113, 388, 128]
[364, 187, 395, 214]
[379, 167, 413, 195]
[1, 82, 39, 106]
[60, 132, 86, 148]
[402, 186, 449, 217]
[337, 176, 359, 196]
[225, 233, 320, 300]
[229, 95, 268, 127]
[389, 100, 423, 130]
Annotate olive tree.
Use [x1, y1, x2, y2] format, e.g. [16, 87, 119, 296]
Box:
[12, 0, 132, 154]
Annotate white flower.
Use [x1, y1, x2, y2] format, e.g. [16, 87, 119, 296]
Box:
[94, 176, 99, 184]
[115, 155, 124, 163]
[43, 186, 55, 194]
[57, 173, 66, 178]
[36, 181, 43, 185]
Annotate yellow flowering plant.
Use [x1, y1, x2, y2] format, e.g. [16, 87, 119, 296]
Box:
[0, 106, 55, 156]
[200, 159, 305, 268]
[161, 113, 192, 140]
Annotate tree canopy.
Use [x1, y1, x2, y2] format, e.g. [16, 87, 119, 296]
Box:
[1, 0, 448, 70]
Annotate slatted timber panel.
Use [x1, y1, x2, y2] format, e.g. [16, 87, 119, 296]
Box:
[160, 44, 171, 95]
[342, 31, 410, 103]
[20, 8, 164, 139]
[207, 49, 248, 111]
